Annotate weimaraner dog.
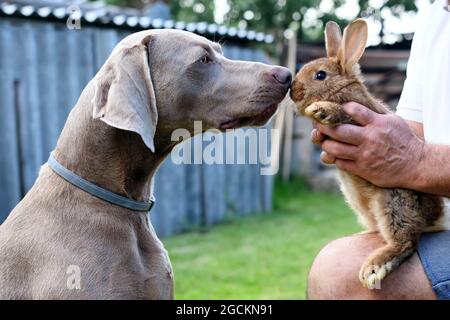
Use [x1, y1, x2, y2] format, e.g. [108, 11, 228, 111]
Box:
[0, 29, 291, 299]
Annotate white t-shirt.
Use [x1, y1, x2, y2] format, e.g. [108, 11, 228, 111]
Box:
[397, 0, 450, 145]
[397, 0, 450, 209]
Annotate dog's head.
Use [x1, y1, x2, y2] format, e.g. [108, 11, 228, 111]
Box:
[93, 29, 291, 153]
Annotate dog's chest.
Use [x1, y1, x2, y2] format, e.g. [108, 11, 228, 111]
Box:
[105, 230, 174, 299]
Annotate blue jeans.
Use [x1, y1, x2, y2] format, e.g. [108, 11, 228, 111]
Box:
[418, 231, 450, 300]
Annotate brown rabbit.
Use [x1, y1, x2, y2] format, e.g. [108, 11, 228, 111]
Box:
[290, 19, 445, 289]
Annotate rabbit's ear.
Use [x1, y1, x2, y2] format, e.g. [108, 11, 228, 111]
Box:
[337, 19, 368, 73]
[325, 21, 342, 58]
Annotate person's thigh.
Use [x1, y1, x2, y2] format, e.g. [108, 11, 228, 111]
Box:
[308, 233, 436, 300]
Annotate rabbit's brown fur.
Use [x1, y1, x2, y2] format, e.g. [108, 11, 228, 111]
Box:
[290, 19, 444, 289]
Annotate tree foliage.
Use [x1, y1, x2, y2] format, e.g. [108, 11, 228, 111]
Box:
[104, 0, 143, 8]
[102, 0, 422, 42]
[222, 0, 420, 41]
[170, 0, 215, 23]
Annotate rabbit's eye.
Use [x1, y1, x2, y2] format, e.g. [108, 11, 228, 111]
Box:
[314, 70, 327, 81]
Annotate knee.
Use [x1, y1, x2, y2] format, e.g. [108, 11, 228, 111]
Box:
[307, 234, 385, 300]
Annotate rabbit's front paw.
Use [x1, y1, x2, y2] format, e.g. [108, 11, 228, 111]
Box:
[304, 102, 351, 125]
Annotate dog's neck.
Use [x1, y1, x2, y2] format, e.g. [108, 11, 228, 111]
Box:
[53, 87, 177, 203]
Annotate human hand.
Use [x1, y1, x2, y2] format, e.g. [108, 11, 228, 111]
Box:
[312, 102, 425, 188]
[311, 125, 337, 165]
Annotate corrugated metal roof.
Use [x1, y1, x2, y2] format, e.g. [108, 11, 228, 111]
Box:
[0, 0, 274, 44]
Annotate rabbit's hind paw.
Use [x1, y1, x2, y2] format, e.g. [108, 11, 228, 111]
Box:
[359, 261, 393, 290]
[359, 246, 414, 290]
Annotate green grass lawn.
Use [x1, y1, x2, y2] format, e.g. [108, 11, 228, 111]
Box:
[163, 178, 361, 300]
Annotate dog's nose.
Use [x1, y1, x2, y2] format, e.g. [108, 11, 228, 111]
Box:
[269, 67, 292, 88]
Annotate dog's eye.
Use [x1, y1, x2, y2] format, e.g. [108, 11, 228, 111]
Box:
[314, 70, 327, 81]
[199, 54, 213, 64]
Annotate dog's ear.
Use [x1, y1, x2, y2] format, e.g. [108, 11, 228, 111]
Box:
[325, 21, 342, 58]
[337, 19, 368, 73]
[93, 35, 157, 152]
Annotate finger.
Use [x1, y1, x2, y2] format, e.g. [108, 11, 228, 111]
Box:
[320, 151, 336, 165]
[342, 102, 376, 126]
[322, 140, 358, 160]
[335, 159, 357, 174]
[311, 129, 327, 145]
[316, 123, 364, 146]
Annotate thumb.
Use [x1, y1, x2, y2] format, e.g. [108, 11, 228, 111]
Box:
[342, 102, 375, 126]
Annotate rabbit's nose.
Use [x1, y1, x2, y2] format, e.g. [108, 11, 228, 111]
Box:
[290, 80, 304, 102]
[268, 67, 292, 89]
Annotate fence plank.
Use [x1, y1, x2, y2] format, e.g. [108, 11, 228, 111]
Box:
[0, 21, 22, 221]
[11, 23, 44, 192]
[202, 133, 226, 225]
[75, 29, 96, 94]
[94, 29, 120, 71]
[36, 23, 60, 156]
[262, 125, 274, 212]
[151, 160, 187, 237]
[184, 136, 203, 228]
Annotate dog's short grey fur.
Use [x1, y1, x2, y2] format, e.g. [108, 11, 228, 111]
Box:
[0, 30, 290, 299]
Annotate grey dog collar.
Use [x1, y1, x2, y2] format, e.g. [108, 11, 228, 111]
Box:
[47, 152, 154, 212]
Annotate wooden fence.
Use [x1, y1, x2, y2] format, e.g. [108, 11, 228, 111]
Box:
[0, 18, 274, 236]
